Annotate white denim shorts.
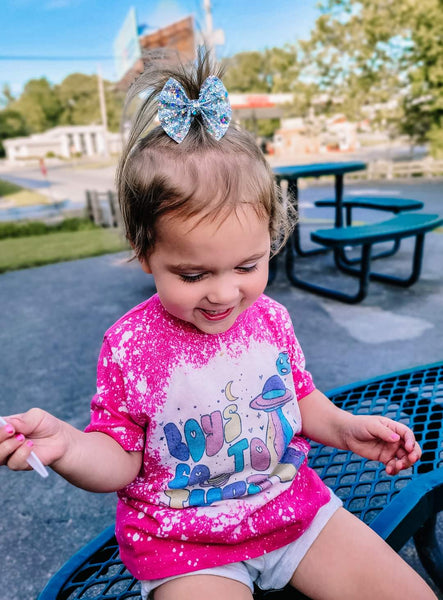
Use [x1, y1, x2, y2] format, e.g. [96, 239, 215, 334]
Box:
[140, 491, 342, 599]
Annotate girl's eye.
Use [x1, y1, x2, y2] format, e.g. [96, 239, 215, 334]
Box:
[179, 273, 205, 283]
[236, 264, 258, 273]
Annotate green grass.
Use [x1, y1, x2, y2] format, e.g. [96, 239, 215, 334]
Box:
[0, 228, 129, 273]
[0, 178, 23, 196]
[0, 177, 52, 206]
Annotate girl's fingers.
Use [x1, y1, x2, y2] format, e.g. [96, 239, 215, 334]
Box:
[0, 432, 30, 468]
[385, 441, 422, 474]
[379, 419, 421, 459]
[4, 435, 33, 471]
[0, 421, 15, 441]
[385, 419, 418, 452]
[407, 441, 421, 463]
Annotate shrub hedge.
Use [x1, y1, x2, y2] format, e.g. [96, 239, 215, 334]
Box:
[0, 218, 98, 240]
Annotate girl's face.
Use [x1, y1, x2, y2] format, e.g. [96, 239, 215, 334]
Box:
[141, 204, 271, 334]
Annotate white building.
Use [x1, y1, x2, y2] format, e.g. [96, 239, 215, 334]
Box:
[4, 125, 122, 162]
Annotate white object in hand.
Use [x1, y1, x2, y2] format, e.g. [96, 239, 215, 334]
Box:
[0, 416, 49, 478]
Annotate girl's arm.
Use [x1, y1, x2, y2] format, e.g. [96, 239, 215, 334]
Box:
[0, 409, 142, 492]
[298, 388, 421, 475]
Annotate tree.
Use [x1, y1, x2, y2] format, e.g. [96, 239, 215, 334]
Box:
[11, 78, 62, 132]
[0, 109, 28, 156]
[299, 0, 443, 152]
[0, 84, 15, 109]
[57, 73, 124, 132]
[402, 0, 443, 155]
[223, 46, 300, 93]
[222, 47, 305, 137]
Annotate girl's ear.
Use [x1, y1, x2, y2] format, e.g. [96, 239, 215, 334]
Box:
[131, 242, 152, 274]
[139, 255, 153, 274]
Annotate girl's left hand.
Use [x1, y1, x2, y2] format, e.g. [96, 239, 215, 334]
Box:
[343, 415, 421, 475]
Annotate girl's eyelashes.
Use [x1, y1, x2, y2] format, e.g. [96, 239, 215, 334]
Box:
[236, 264, 258, 273]
[179, 264, 258, 283]
[179, 273, 205, 283]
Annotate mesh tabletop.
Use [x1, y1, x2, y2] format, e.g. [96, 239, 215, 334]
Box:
[38, 362, 443, 600]
[309, 362, 443, 527]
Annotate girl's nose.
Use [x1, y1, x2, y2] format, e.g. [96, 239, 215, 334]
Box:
[206, 278, 240, 305]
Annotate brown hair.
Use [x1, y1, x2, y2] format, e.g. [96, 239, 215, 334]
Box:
[117, 48, 295, 261]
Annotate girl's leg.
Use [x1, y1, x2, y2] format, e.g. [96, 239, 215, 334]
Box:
[154, 575, 254, 600]
[290, 507, 437, 600]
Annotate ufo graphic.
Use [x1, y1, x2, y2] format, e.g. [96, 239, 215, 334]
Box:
[250, 375, 294, 459]
[250, 375, 293, 411]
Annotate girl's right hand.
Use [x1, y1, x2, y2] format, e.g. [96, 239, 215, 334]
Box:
[0, 409, 67, 472]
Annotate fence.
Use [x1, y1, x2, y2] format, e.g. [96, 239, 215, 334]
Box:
[85, 190, 122, 228]
[348, 157, 443, 180]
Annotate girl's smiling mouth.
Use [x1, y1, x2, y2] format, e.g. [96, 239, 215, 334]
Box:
[198, 307, 234, 321]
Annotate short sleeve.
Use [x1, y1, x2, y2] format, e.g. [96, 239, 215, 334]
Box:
[283, 312, 315, 400]
[85, 338, 145, 452]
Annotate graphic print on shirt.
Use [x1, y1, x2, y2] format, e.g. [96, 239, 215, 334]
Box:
[161, 347, 306, 508]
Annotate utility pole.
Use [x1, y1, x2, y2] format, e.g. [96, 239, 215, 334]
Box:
[203, 0, 214, 40]
[97, 64, 109, 157]
[202, 0, 224, 59]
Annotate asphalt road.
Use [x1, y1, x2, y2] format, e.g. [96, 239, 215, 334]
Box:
[1, 178, 442, 599]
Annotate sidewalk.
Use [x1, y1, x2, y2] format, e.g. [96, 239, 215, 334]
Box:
[0, 178, 442, 599]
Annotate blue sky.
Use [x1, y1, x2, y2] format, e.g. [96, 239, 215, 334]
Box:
[1, 0, 321, 96]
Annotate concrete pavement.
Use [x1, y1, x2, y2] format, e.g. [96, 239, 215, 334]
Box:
[0, 178, 442, 599]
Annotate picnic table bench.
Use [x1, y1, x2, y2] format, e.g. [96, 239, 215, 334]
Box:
[314, 196, 424, 227]
[314, 196, 426, 263]
[38, 362, 443, 600]
[289, 212, 443, 303]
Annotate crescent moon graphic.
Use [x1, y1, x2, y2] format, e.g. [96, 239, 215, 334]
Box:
[225, 380, 239, 402]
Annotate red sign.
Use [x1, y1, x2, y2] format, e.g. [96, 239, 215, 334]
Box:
[244, 96, 274, 108]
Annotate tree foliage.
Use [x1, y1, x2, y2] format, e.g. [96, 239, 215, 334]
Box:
[1, 84, 15, 109]
[222, 46, 301, 93]
[299, 0, 443, 152]
[11, 78, 62, 132]
[222, 46, 310, 136]
[0, 109, 29, 156]
[57, 74, 124, 132]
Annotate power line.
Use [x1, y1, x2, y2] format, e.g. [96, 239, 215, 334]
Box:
[0, 55, 115, 61]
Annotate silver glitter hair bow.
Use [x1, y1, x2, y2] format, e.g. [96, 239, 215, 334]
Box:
[158, 75, 232, 143]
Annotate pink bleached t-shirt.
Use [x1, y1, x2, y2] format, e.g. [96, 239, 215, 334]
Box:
[85, 293, 331, 580]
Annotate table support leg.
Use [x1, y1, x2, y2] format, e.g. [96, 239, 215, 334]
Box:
[414, 514, 443, 591]
[334, 234, 425, 287]
[284, 238, 372, 303]
[339, 240, 402, 265]
[287, 179, 329, 257]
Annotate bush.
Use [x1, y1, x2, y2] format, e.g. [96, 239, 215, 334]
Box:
[0, 217, 98, 240]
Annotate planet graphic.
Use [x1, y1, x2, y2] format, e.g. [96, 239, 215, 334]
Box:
[276, 352, 291, 376]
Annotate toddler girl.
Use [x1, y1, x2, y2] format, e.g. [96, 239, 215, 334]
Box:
[0, 49, 436, 600]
